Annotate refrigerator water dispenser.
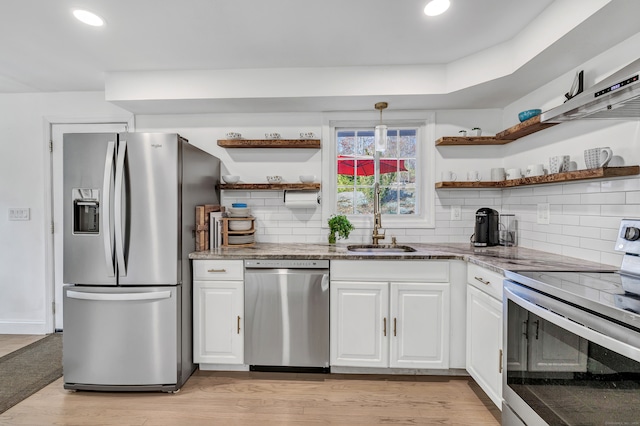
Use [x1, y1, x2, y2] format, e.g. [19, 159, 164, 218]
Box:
[72, 188, 99, 234]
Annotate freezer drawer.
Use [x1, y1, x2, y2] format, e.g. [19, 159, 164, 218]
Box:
[63, 285, 179, 389]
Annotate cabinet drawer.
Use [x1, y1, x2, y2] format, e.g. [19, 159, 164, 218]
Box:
[467, 263, 503, 300]
[331, 260, 449, 282]
[193, 260, 244, 281]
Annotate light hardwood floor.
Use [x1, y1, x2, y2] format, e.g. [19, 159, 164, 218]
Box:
[0, 368, 501, 425]
[0, 335, 46, 358]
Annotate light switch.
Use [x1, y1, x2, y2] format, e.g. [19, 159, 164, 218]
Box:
[537, 203, 550, 224]
[450, 206, 462, 221]
[9, 208, 30, 221]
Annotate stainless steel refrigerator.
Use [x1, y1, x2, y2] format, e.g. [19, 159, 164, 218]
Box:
[62, 132, 219, 392]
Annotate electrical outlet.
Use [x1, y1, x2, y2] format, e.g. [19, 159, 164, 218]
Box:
[537, 203, 550, 224]
[8, 208, 30, 221]
[450, 206, 462, 221]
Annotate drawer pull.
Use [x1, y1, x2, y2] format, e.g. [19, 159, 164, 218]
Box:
[474, 276, 490, 285]
[393, 318, 397, 337]
[383, 318, 387, 337]
[207, 268, 227, 273]
[499, 349, 503, 373]
[237, 315, 241, 334]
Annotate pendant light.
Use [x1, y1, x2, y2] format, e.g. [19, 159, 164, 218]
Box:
[374, 102, 388, 152]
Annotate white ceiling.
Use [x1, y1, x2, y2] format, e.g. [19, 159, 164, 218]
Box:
[1, 0, 639, 113]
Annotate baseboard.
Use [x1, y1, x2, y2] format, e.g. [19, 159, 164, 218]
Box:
[0, 321, 48, 334]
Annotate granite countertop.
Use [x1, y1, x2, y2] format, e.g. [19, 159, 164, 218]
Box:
[189, 243, 617, 275]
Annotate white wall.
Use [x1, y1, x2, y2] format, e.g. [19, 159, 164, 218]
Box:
[0, 92, 129, 333]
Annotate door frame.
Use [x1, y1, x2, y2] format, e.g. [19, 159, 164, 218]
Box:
[43, 115, 135, 332]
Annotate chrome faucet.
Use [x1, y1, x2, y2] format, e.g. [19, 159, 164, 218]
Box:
[372, 182, 385, 245]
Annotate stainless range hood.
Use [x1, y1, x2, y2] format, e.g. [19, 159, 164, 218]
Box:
[540, 58, 640, 123]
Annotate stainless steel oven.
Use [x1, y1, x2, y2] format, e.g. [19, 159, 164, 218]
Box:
[502, 219, 640, 425]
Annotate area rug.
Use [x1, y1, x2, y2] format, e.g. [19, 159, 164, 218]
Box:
[0, 333, 63, 414]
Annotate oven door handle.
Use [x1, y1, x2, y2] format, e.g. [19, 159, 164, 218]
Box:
[505, 287, 640, 362]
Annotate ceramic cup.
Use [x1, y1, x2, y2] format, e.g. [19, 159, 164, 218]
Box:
[549, 155, 570, 174]
[506, 168, 522, 180]
[441, 171, 457, 181]
[525, 164, 545, 177]
[568, 161, 578, 171]
[491, 167, 506, 181]
[584, 147, 613, 169]
[467, 170, 481, 182]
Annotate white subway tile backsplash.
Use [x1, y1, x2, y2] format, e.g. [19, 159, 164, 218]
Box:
[580, 215, 623, 229]
[563, 224, 601, 239]
[601, 178, 640, 193]
[561, 246, 601, 263]
[627, 191, 640, 204]
[562, 204, 601, 216]
[580, 192, 626, 205]
[231, 176, 636, 265]
[563, 182, 601, 194]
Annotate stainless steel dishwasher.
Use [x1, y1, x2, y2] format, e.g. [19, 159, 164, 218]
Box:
[244, 259, 330, 373]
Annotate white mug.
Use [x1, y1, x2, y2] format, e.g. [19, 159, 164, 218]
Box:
[525, 164, 545, 177]
[441, 171, 457, 181]
[506, 168, 521, 180]
[584, 147, 613, 169]
[491, 167, 506, 181]
[467, 170, 481, 182]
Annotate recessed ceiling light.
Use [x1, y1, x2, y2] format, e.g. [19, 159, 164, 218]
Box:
[73, 9, 105, 27]
[424, 0, 450, 16]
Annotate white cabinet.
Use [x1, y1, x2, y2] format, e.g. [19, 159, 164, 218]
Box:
[466, 263, 504, 409]
[330, 261, 451, 370]
[467, 285, 502, 408]
[193, 260, 244, 367]
[331, 281, 389, 367]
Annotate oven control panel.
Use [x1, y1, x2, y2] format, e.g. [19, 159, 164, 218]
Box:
[616, 219, 640, 256]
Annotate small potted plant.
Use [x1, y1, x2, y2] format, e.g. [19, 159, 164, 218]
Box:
[327, 214, 354, 244]
[472, 127, 482, 136]
[458, 129, 467, 137]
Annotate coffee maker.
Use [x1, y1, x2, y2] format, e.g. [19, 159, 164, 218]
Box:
[473, 208, 499, 247]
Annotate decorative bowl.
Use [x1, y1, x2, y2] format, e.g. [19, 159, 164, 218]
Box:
[265, 133, 281, 139]
[518, 109, 542, 122]
[226, 132, 242, 139]
[299, 175, 316, 183]
[229, 219, 253, 231]
[266, 175, 282, 184]
[222, 175, 240, 184]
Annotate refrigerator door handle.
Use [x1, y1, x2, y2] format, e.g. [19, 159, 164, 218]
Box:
[102, 141, 116, 277]
[67, 290, 172, 302]
[114, 138, 127, 277]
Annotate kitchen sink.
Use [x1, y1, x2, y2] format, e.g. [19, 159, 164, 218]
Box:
[347, 244, 417, 253]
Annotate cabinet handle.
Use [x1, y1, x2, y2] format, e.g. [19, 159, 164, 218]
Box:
[534, 319, 540, 340]
[499, 349, 503, 373]
[383, 318, 387, 337]
[474, 276, 490, 285]
[207, 268, 226, 273]
[393, 318, 397, 337]
[237, 315, 241, 334]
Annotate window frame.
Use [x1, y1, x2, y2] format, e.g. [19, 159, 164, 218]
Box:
[321, 110, 435, 230]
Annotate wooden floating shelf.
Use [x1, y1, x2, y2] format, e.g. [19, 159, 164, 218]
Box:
[220, 183, 321, 191]
[217, 139, 321, 148]
[435, 166, 640, 188]
[435, 115, 558, 146]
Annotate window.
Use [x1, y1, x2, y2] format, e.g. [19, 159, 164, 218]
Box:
[336, 128, 417, 216]
[322, 111, 435, 230]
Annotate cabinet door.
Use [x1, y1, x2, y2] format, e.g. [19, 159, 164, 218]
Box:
[390, 282, 450, 369]
[330, 281, 389, 367]
[466, 285, 502, 408]
[527, 313, 588, 372]
[193, 280, 244, 364]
